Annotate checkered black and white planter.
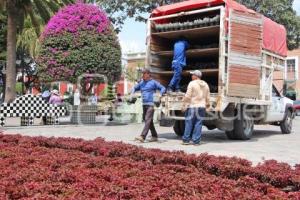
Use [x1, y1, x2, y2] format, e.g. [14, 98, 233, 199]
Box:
[0, 94, 66, 126]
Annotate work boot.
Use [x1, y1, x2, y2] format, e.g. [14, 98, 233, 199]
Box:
[181, 141, 190, 145]
[134, 136, 145, 143]
[148, 137, 158, 142]
[166, 87, 173, 94]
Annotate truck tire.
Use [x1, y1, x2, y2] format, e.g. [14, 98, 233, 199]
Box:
[280, 110, 293, 134]
[206, 125, 216, 130]
[225, 107, 254, 140]
[225, 130, 235, 140]
[173, 120, 185, 136]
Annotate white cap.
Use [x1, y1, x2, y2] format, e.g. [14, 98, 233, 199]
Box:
[51, 89, 59, 95]
[190, 70, 202, 78]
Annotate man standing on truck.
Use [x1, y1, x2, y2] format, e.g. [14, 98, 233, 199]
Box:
[181, 70, 210, 145]
[167, 36, 189, 92]
[130, 69, 166, 143]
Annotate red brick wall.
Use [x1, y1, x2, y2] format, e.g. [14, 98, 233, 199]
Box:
[59, 82, 68, 95]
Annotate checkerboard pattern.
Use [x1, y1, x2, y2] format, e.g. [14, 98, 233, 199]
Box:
[0, 94, 66, 126]
[21, 116, 34, 126]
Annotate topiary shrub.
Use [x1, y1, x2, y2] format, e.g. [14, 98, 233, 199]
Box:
[37, 3, 121, 95]
[106, 84, 115, 101]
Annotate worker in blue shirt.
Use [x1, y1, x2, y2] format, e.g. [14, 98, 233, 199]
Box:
[130, 69, 166, 142]
[168, 37, 189, 92]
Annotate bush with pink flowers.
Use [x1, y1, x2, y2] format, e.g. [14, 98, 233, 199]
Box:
[37, 3, 121, 84]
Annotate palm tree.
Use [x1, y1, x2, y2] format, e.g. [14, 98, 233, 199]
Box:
[17, 17, 43, 59]
[0, 0, 71, 102]
[0, 12, 6, 60]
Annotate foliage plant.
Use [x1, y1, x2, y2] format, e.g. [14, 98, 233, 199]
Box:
[0, 0, 70, 102]
[88, 0, 299, 49]
[37, 3, 121, 95]
[236, 0, 299, 49]
[0, 12, 6, 60]
[106, 84, 115, 101]
[0, 134, 300, 199]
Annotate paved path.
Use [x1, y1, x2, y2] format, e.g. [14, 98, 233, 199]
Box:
[1, 117, 300, 166]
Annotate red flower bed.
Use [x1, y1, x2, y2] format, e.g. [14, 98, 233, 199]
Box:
[0, 134, 299, 199]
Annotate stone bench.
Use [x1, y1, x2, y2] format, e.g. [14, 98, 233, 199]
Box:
[0, 94, 66, 126]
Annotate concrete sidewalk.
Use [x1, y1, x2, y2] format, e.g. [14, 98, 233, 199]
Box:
[2, 117, 300, 166]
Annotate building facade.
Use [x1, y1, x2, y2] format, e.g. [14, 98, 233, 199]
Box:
[124, 52, 146, 71]
[274, 48, 300, 100]
[285, 49, 300, 100]
[121, 52, 146, 94]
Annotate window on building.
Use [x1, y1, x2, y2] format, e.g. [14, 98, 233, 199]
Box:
[286, 57, 299, 80]
[287, 59, 296, 72]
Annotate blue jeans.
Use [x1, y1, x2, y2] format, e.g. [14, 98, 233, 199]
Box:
[168, 61, 183, 90]
[182, 107, 206, 144]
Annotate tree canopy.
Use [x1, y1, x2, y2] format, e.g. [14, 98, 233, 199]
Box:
[91, 0, 300, 49]
[236, 0, 300, 49]
[0, 12, 6, 60]
[93, 0, 182, 33]
[37, 3, 121, 86]
[0, 0, 71, 102]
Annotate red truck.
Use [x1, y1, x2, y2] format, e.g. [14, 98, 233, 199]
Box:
[146, 0, 294, 140]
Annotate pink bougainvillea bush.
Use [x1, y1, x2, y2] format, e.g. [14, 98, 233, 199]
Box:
[42, 3, 109, 37]
[37, 3, 121, 84]
[0, 134, 300, 199]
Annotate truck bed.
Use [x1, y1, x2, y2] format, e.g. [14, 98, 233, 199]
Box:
[149, 10, 221, 94]
[148, 5, 286, 110]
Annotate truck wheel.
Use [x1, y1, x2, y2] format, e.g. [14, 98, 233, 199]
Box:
[173, 120, 185, 136]
[225, 130, 235, 140]
[225, 108, 254, 140]
[280, 110, 293, 134]
[206, 125, 216, 130]
[235, 117, 254, 140]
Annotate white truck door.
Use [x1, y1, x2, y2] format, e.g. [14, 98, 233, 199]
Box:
[265, 86, 285, 122]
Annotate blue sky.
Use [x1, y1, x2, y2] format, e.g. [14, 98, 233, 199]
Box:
[294, 0, 300, 14]
[118, 17, 148, 54]
[118, 2, 300, 54]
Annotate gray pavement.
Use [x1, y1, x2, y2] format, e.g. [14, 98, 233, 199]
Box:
[1, 117, 300, 166]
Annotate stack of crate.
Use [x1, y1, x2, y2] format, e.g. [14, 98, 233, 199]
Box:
[149, 10, 221, 93]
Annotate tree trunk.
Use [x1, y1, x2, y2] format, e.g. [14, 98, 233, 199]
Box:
[4, 2, 18, 103]
[80, 82, 94, 102]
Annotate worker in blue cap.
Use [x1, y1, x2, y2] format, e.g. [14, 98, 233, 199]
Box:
[167, 36, 189, 92]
